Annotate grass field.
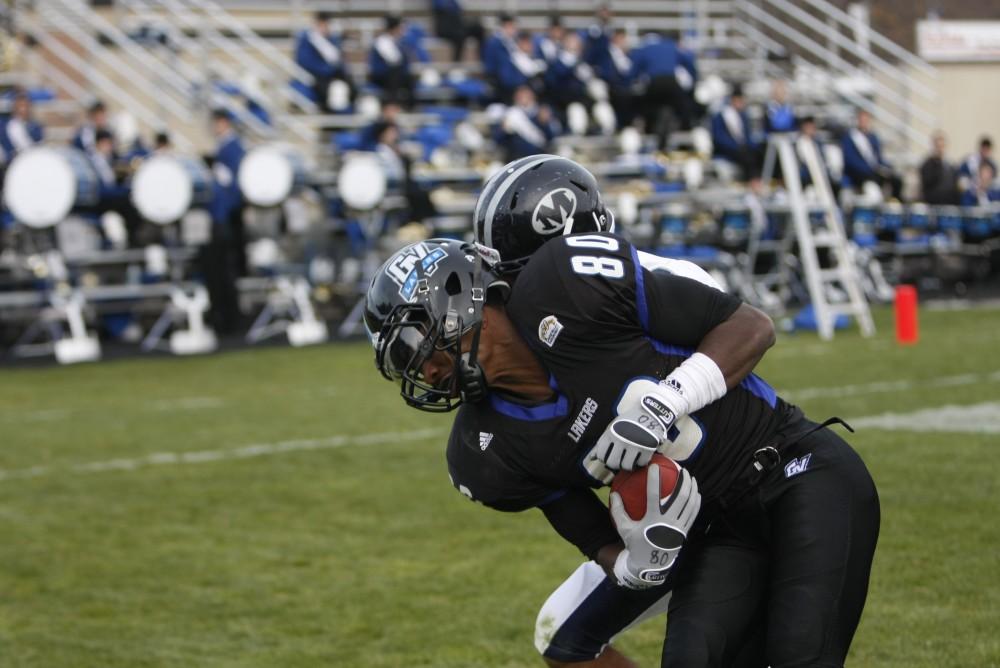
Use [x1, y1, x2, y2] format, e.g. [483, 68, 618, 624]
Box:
[1, 304, 999, 667]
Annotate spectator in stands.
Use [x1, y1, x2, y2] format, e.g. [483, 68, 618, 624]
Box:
[498, 85, 560, 162]
[535, 16, 565, 66]
[373, 122, 406, 183]
[431, 0, 484, 63]
[360, 102, 403, 151]
[73, 100, 110, 154]
[482, 13, 517, 87]
[711, 83, 763, 183]
[631, 32, 695, 148]
[369, 15, 417, 109]
[841, 108, 901, 200]
[582, 3, 613, 66]
[0, 89, 44, 161]
[89, 129, 142, 245]
[373, 121, 436, 224]
[153, 131, 172, 155]
[543, 32, 597, 120]
[89, 129, 122, 197]
[676, 41, 701, 122]
[203, 109, 246, 334]
[113, 113, 150, 167]
[496, 31, 545, 105]
[960, 161, 1000, 207]
[958, 136, 996, 190]
[919, 130, 960, 205]
[795, 115, 835, 193]
[295, 11, 354, 112]
[596, 29, 637, 128]
[764, 79, 796, 134]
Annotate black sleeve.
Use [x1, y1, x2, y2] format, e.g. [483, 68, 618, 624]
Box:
[447, 411, 563, 513]
[641, 267, 742, 347]
[540, 488, 621, 560]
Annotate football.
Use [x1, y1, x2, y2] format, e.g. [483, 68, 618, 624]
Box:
[610, 453, 681, 522]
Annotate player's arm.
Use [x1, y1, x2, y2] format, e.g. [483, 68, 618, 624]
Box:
[539, 488, 621, 561]
[688, 299, 776, 390]
[540, 472, 701, 591]
[595, 267, 774, 471]
[546, 464, 701, 589]
[642, 267, 775, 389]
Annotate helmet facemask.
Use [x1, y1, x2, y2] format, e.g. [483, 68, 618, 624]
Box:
[366, 239, 504, 412]
[373, 270, 487, 413]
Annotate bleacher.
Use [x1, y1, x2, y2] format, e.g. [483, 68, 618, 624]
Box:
[1, 0, 998, 364]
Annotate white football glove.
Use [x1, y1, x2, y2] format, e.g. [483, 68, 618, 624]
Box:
[594, 387, 679, 471]
[609, 462, 701, 590]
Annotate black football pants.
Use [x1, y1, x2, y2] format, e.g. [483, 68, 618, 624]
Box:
[661, 423, 880, 667]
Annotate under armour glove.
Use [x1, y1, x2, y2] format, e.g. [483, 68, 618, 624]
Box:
[594, 389, 678, 471]
[609, 462, 701, 590]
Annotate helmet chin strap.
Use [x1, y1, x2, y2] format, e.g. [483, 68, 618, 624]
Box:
[458, 253, 488, 404]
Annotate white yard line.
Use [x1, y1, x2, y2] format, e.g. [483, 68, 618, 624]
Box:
[851, 402, 1000, 435]
[0, 387, 346, 424]
[148, 396, 226, 411]
[780, 370, 1000, 401]
[0, 428, 447, 483]
[0, 396, 226, 424]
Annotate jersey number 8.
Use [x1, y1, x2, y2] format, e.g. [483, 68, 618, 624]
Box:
[567, 235, 624, 279]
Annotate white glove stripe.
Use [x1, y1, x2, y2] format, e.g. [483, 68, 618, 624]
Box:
[659, 480, 684, 514]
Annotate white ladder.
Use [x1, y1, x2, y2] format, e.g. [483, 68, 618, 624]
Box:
[763, 133, 875, 340]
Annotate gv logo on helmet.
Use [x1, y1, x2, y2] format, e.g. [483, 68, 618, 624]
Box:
[531, 188, 578, 235]
[386, 243, 448, 301]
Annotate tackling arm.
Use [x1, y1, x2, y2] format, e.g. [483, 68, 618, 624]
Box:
[693, 302, 776, 390]
[540, 488, 621, 562]
[594, 267, 775, 471]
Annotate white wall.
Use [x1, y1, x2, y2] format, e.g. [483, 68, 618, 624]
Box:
[908, 62, 1000, 163]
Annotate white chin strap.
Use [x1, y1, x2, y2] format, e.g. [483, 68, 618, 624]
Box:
[561, 208, 616, 238]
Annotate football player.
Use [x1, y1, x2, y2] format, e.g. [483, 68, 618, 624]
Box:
[366, 157, 880, 666]
[469, 155, 737, 665]
[364, 235, 879, 667]
[472, 156, 878, 667]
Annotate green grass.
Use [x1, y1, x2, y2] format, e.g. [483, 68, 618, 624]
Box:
[1, 305, 999, 667]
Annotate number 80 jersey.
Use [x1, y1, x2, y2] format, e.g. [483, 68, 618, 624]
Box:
[446, 233, 795, 513]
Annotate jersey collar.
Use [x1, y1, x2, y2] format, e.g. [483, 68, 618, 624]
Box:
[487, 374, 569, 421]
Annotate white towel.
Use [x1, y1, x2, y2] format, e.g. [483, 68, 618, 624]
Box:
[375, 34, 402, 66]
[504, 107, 546, 148]
[307, 29, 340, 65]
[850, 129, 878, 167]
[610, 45, 632, 75]
[512, 50, 541, 77]
[5, 119, 34, 152]
[722, 106, 744, 144]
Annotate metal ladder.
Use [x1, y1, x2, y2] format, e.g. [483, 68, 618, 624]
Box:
[762, 133, 875, 340]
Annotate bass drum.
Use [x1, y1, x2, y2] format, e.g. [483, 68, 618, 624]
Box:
[238, 143, 307, 207]
[131, 154, 213, 225]
[3, 146, 99, 228]
[337, 152, 387, 212]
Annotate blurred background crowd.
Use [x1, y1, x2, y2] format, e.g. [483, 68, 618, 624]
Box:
[1, 0, 998, 361]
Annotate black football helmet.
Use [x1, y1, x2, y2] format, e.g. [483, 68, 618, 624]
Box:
[474, 154, 616, 276]
[364, 239, 510, 412]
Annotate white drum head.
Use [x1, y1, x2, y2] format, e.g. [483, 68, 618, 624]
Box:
[691, 127, 713, 157]
[132, 155, 194, 225]
[3, 147, 77, 228]
[239, 146, 295, 207]
[338, 154, 386, 211]
[619, 127, 641, 156]
[683, 158, 704, 190]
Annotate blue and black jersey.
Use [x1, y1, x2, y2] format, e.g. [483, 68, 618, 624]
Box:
[446, 233, 798, 556]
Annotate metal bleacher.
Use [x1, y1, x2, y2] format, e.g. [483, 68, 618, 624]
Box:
[5, 0, 996, 362]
